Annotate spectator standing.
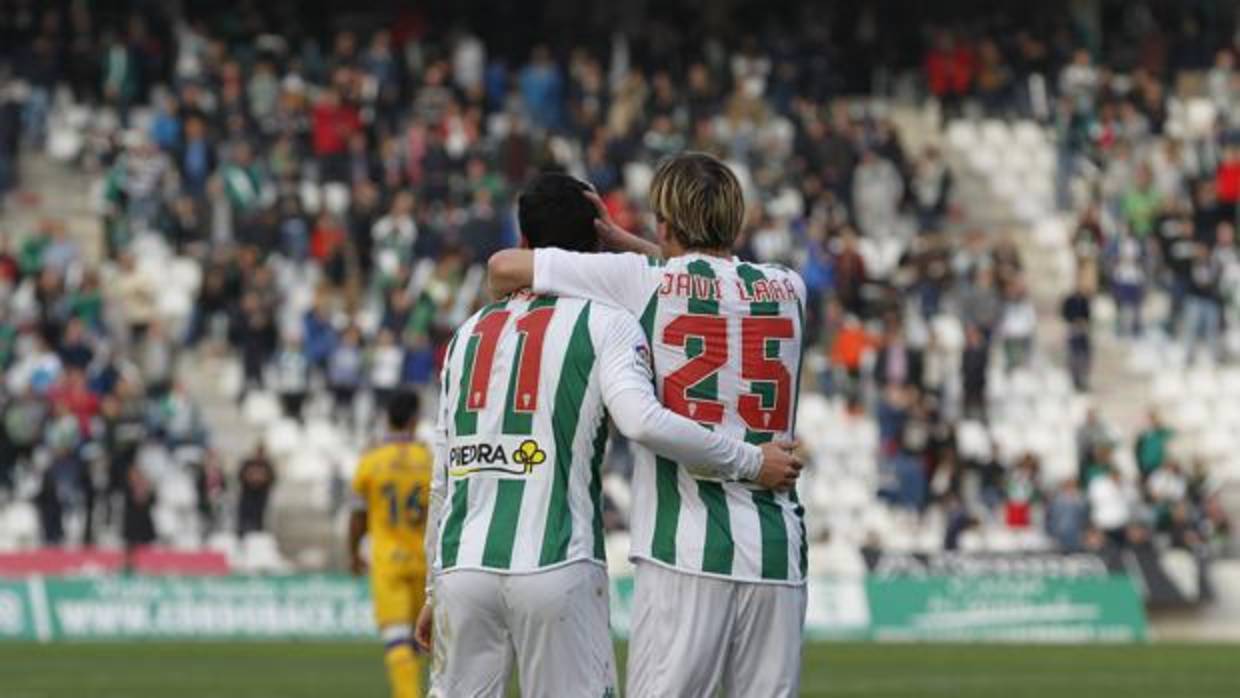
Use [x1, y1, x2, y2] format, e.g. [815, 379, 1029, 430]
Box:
[873, 319, 923, 390]
[1088, 466, 1131, 548]
[368, 328, 404, 411]
[1061, 279, 1093, 390]
[137, 322, 175, 397]
[960, 324, 989, 419]
[193, 450, 228, 538]
[1183, 242, 1223, 362]
[232, 293, 277, 402]
[35, 465, 65, 544]
[911, 146, 952, 232]
[237, 445, 276, 535]
[371, 191, 418, 280]
[271, 335, 311, 422]
[1121, 165, 1161, 239]
[1046, 479, 1089, 551]
[852, 149, 903, 240]
[831, 230, 867, 315]
[925, 31, 975, 117]
[998, 279, 1036, 371]
[1004, 454, 1040, 530]
[1109, 234, 1147, 337]
[327, 326, 365, 423]
[957, 267, 1002, 339]
[1134, 410, 1172, 482]
[122, 467, 158, 549]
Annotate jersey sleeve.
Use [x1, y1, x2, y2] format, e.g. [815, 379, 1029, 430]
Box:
[424, 347, 453, 599]
[595, 312, 761, 481]
[532, 249, 660, 316]
[787, 268, 808, 309]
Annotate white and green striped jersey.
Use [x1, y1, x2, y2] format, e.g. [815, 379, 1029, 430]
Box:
[534, 250, 809, 585]
[429, 290, 762, 577]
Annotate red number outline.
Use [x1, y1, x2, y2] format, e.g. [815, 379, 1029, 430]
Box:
[661, 313, 796, 432]
[662, 314, 728, 424]
[738, 316, 795, 433]
[465, 310, 511, 410]
[510, 306, 556, 414]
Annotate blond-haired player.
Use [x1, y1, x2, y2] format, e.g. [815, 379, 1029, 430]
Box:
[490, 153, 809, 697]
[349, 391, 431, 698]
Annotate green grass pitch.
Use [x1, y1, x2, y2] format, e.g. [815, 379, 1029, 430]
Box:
[1, 642, 1237, 697]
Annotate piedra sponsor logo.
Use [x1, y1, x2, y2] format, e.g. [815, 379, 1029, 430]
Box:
[449, 439, 547, 477]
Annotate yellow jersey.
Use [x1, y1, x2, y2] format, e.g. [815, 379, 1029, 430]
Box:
[352, 438, 433, 575]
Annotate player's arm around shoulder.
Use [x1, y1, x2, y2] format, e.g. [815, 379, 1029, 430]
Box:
[489, 246, 660, 315]
[487, 248, 534, 298]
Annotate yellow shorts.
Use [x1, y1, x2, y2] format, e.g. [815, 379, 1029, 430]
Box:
[371, 566, 427, 628]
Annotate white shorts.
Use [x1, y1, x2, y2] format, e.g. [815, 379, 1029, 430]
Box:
[429, 560, 617, 698]
[626, 560, 806, 698]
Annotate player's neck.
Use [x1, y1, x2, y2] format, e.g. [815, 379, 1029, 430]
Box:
[670, 242, 732, 259]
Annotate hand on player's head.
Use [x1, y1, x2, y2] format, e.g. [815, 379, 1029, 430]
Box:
[755, 440, 803, 492]
[583, 190, 624, 251]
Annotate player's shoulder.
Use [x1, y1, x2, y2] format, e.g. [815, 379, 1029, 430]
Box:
[733, 259, 807, 300]
[463, 298, 511, 324]
[736, 258, 803, 280]
[553, 297, 644, 349]
[518, 290, 630, 322]
[361, 438, 431, 463]
[588, 250, 667, 282]
[356, 442, 388, 470]
[584, 298, 642, 328]
[451, 302, 498, 347]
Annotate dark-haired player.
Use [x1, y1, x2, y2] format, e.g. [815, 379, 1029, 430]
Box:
[419, 173, 801, 697]
[349, 390, 431, 698]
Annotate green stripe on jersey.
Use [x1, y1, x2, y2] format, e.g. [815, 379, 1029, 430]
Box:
[752, 489, 789, 580]
[685, 259, 719, 315]
[684, 259, 719, 405]
[736, 263, 780, 316]
[651, 456, 681, 564]
[639, 291, 659, 346]
[502, 296, 557, 435]
[440, 479, 470, 568]
[698, 481, 734, 574]
[738, 263, 782, 445]
[539, 303, 595, 566]
[453, 337, 480, 436]
[791, 489, 807, 578]
[481, 479, 526, 569]
[588, 412, 609, 561]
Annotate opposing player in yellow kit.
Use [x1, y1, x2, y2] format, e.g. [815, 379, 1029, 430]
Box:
[349, 391, 432, 698]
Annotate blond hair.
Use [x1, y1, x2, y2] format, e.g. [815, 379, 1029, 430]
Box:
[648, 152, 745, 251]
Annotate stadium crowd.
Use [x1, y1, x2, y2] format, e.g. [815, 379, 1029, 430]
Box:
[0, 1, 1233, 561]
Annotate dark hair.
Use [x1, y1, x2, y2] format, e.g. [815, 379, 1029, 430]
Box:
[517, 173, 599, 252]
[387, 390, 420, 430]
